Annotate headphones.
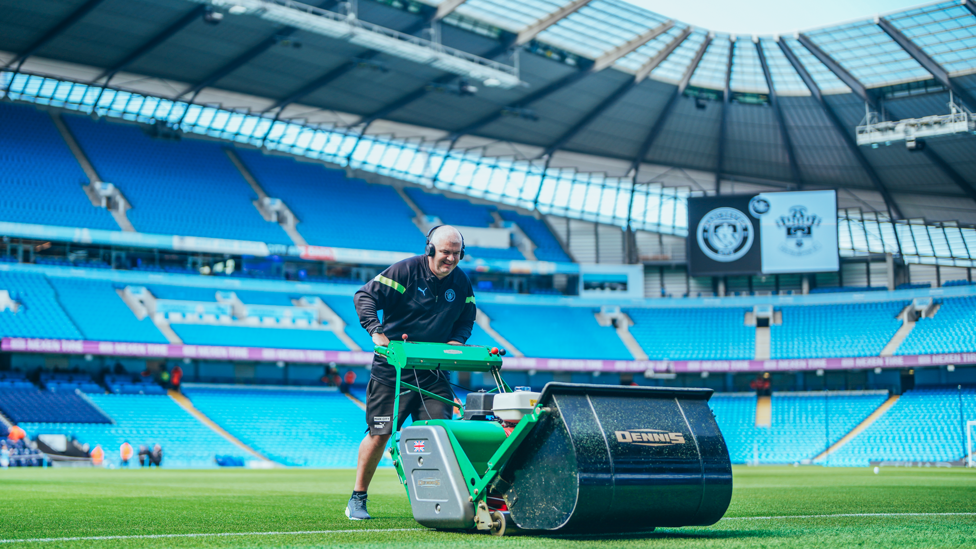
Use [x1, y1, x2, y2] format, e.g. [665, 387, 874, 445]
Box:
[425, 225, 465, 260]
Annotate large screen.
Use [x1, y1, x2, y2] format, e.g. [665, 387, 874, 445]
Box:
[687, 190, 838, 277]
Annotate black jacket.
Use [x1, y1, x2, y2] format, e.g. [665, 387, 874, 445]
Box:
[355, 255, 476, 385]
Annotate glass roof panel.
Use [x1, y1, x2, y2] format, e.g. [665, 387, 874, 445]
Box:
[650, 31, 707, 83]
[729, 39, 769, 94]
[689, 35, 732, 90]
[454, 0, 573, 35]
[782, 37, 851, 95]
[886, 1, 976, 77]
[614, 24, 688, 73]
[536, 0, 671, 60]
[760, 39, 810, 96]
[804, 21, 932, 88]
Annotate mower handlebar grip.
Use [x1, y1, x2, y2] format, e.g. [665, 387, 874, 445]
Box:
[374, 345, 389, 356]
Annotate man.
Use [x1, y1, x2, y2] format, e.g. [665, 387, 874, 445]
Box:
[150, 444, 163, 467]
[120, 441, 133, 468]
[346, 225, 476, 520]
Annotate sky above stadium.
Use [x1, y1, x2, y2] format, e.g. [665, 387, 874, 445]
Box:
[623, 0, 928, 35]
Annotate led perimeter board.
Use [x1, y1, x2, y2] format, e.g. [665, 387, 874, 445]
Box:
[687, 190, 838, 277]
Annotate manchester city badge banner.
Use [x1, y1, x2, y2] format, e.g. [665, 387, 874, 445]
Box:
[687, 190, 838, 277]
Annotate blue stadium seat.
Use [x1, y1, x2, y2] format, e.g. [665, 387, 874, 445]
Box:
[48, 277, 169, 343]
[171, 324, 349, 351]
[0, 102, 118, 230]
[771, 302, 907, 358]
[0, 389, 112, 423]
[405, 188, 496, 227]
[237, 149, 425, 252]
[318, 294, 373, 350]
[626, 307, 754, 360]
[497, 210, 572, 263]
[897, 297, 976, 355]
[20, 394, 244, 468]
[710, 391, 889, 464]
[62, 115, 292, 244]
[827, 386, 976, 466]
[0, 271, 84, 340]
[477, 303, 633, 360]
[182, 387, 366, 467]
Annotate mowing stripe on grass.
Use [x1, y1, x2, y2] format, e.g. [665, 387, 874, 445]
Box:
[722, 512, 976, 521]
[0, 529, 422, 545]
[4, 514, 975, 545]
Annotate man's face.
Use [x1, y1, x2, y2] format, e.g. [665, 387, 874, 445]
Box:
[429, 240, 462, 278]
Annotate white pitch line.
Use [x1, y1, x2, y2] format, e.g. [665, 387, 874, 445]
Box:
[3, 514, 975, 545]
[0, 528, 421, 545]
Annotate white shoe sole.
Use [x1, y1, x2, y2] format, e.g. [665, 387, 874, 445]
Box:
[345, 506, 369, 520]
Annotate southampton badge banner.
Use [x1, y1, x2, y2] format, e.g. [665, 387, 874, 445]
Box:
[756, 190, 838, 274]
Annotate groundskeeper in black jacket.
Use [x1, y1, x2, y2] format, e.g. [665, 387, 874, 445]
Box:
[354, 254, 476, 387]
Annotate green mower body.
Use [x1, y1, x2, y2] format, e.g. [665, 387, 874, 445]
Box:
[375, 341, 733, 535]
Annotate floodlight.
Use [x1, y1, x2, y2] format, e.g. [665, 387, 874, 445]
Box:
[857, 96, 974, 147]
[203, 7, 224, 24]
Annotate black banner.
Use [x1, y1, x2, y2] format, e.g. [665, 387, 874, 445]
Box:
[687, 195, 761, 277]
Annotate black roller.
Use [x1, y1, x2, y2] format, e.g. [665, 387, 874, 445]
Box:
[497, 383, 732, 533]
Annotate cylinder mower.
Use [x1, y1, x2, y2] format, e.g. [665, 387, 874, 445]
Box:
[374, 339, 733, 536]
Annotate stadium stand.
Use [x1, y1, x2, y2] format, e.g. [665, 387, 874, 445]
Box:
[464, 246, 526, 261]
[827, 386, 976, 466]
[0, 271, 84, 340]
[236, 149, 424, 252]
[104, 375, 167, 395]
[711, 391, 889, 464]
[0, 371, 37, 391]
[318, 294, 373, 350]
[1, 438, 46, 467]
[48, 278, 169, 344]
[771, 302, 908, 359]
[809, 286, 888, 294]
[182, 386, 364, 467]
[477, 303, 633, 360]
[62, 115, 292, 244]
[896, 297, 976, 355]
[497, 210, 572, 263]
[233, 290, 295, 307]
[171, 324, 348, 351]
[404, 189, 529, 260]
[0, 389, 112, 423]
[146, 284, 219, 302]
[466, 323, 503, 348]
[40, 372, 104, 394]
[405, 188, 496, 227]
[626, 307, 755, 360]
[20, 394, 245, 468]
[708, 394, 757, 464]
[0, 102, 118, 231]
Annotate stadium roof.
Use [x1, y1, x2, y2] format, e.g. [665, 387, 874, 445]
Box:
[1, 0, 976, 237]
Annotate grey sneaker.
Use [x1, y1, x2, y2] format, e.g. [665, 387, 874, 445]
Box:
[345, 494, 371, 520]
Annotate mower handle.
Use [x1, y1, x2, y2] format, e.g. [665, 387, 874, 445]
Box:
[374, 345, 389, 356]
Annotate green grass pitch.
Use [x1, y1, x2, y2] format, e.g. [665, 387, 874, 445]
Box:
[0, 466, 973, 548]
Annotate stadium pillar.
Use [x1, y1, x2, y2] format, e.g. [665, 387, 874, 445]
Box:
[886, 253, 895, 291]
[801, 275, 809, 295]
[717, 277, 726, 297]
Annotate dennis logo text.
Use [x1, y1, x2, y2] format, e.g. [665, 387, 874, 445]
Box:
[615, 429, 686, 446]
